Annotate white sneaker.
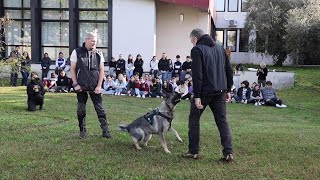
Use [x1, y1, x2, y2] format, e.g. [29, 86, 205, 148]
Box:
[255, 102, 258, 106]
[258, 102, 262, 106]
[156, 96, 160, 98]
[142, 95, 145, 98]
[137, 95, 141, 98]
[281, 104, 287, 108]
[276, 104, 281, 108]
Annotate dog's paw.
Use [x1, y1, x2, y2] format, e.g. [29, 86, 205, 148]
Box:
[165, 150, 171, 154]
[177, 138, 183, 143]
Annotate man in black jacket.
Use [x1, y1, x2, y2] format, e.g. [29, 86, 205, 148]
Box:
[116, 54, 126, 77]
[182, 29, 234, 162]
[158, 53, 169, 82]
[70, 32, 112, 139]
[27, 72, 45, 111]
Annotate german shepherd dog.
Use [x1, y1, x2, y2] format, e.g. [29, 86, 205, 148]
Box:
[119, 92, 183, 154]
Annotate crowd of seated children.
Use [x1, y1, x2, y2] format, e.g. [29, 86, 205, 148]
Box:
[42, 73, 57, 92]
[231, 80, 287, 108]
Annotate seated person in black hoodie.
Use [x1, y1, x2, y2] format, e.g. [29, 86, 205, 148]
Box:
[27, 72, 45, 111]
[149, 78, 162, 98]
[55, 70, 72, 92]
[126, 75, 136, 96]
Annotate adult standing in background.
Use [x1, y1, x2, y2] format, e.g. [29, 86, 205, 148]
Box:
[126, 54, 135, 79]
[108, 57, 117, 78]
[20, 52, 31, 86]
[70, 32, 112, 139]
[256, 62, 268, 87]
[55, 52, 66, 75]
[41, 53, 51, 80]
[133, 54, 144, 78]
[150, 56, 159, 78]
[116, 54, 126, 77]
[182, 56, 192, 79]
[9, 46, 21, 86]
[158, 53, 169, 82]
[182, 29, 234, 162]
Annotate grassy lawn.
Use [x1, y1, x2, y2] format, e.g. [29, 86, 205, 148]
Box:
[0, 66, 319, 179]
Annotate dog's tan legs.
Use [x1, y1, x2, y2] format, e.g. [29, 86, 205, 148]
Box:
[143, 134, 152, 147]
[131, 137, 142, 150]
[159, 132, 171, 154]
[169, 127, 183, 143]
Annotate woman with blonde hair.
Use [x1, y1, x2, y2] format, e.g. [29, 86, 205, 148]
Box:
[256, 62, 268, 87]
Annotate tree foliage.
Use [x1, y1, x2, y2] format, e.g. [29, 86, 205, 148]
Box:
[244, 0, 320, 65]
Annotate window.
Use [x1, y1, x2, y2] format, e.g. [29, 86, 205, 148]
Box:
[215, 30, 224, 45]
[41, 0, 69, 61]
[239, 29, 249, 52]
[3, 0, 31, 57]
[241, 0, 248, 12]
[227, 30, 237, 52]
[228, 0, 238, 12]
[216, 0, 225, 12]
[79, 0, 109, 61]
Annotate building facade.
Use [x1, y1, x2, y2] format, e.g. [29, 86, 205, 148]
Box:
[1, 0, 283, 73]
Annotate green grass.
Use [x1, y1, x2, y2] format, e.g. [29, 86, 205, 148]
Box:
[0, 66, 320, 179]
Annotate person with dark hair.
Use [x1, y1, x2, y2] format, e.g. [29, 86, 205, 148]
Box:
[126, 75, 136, 96]
[182, 28, 234, 162]
[149, 78, 162, 98]
[261, 81, 287, 108]
[182, 56, 192, 79]
[41, 53, 51, 79]
[55, 52, 66, 75]
[9, 46, 21, 86]
[133, 54, 144, 78]
[168, 59, 173, 81]
[27, 72, 45, 111]
[235, 80, 251, 104]
[161, 80, 173, 94]
[20, 52, 31, 86]
[126, 54, 135, 79]
[70, 32, 112, 139]
[102, 75, 115, 95]
[257, 62, 268, 87]
[249, 84, 263, 106]
[234, 63, 244, 74]
[55, 70, 72, 93]
[173, 55, 182, 80]
[108, 57, 117, 77]
[116, 54, 126, 77]
[150, 56, 159, 78]
[158, 53, 169, 82]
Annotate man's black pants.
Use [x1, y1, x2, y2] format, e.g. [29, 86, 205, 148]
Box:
[188, 94, 233, 156]
[77, 92, 109, 133]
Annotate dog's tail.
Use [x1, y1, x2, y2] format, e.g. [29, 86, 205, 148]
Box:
[118, 124, 129, 132]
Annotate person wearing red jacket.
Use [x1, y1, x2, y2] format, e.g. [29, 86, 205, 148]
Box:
[135, 76, 149, 98]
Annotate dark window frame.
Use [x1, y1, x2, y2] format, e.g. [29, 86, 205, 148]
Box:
[215, 29, 225, 46]
[228, 0, 239, 12]
[239, 29, 249, 52]
[226, 30, 237, 52]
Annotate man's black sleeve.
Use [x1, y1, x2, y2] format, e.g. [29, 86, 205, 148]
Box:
[191, 47, 203, 98]
[224, 52, 233, 92]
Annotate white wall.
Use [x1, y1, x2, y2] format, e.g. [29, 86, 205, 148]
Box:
[156, 2, 209, 64]
[112, 0, 156, 71]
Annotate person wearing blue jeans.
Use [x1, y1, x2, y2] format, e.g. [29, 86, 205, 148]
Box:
[158, 53, 169, 82]
[20, 52, 31, 86]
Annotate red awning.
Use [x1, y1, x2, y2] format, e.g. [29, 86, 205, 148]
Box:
[159, 0, 210, 10]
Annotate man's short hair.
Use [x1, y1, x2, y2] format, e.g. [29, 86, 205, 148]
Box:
[176, 55, 180, 58]
[266, 81, 272, 86]
[85, 32, 97, 39]
[186, 56, 191, 58]
[190, 29, 205, 39]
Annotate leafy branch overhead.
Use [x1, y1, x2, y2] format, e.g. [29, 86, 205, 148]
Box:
[244, 0, 320, 66]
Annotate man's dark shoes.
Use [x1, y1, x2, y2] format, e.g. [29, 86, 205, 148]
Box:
[181, 152, 200, 160]
[79, 131, 87, 139]
[220, 154, 234, 163]
[102, 131, 113, 139]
